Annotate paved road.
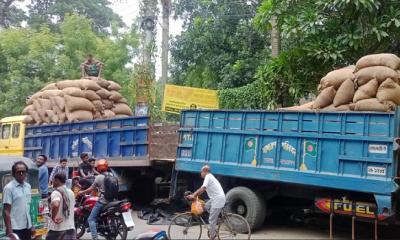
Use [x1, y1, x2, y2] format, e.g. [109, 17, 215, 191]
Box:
[82, 210, 400, 239]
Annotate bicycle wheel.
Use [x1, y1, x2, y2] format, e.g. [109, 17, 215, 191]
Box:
[217, 213, 251, 240]
[168, 212, 203, 240]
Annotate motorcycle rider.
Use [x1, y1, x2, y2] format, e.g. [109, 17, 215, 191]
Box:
[77, 159, 110, 240]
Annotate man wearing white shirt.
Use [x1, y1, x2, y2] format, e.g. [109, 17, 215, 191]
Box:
[188, 165, 226, 240]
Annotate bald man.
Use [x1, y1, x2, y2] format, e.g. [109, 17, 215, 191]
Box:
[188, 165, 226, 240]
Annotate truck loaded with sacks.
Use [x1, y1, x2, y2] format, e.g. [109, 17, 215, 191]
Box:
[0, 77, 178, 203]
[170, 53, 400, 231]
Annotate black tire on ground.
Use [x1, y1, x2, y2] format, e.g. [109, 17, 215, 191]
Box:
[225, 186, 266, 230]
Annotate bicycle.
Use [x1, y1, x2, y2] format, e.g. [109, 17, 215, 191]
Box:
[168, 201, 251, 240]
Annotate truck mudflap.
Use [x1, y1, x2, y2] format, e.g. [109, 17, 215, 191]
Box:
[315, 196, 392, 221]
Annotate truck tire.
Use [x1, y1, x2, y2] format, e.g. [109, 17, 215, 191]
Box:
[225, 186, 266, 230]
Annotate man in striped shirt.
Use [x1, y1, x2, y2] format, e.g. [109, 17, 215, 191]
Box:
[49, 159, 69, 186]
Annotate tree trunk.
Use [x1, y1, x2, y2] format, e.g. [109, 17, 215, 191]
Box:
[270, 16, 280, 57]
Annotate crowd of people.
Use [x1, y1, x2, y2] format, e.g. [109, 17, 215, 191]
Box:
[3, 153, 226, 240]
[3, 153, 112, 240]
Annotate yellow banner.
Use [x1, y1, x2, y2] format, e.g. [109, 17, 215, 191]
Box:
[162, 84, 219, 114]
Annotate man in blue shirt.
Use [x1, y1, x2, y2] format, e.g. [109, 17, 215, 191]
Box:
[37, 154, 49, 198]
[3, 161, 34, 240]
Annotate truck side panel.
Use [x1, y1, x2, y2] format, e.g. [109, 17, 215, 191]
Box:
[176, 110, 400, 196]
[24, 117, 149, 166]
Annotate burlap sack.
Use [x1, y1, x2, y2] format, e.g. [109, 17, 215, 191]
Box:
[95, 78, 110, 88]
[50, 96, 65, 111]
[319, 66, 355, 90]
[355, 66, 398, 85]
[31, 91, 44, 99]
[31, 111, 42, 124]
[356, 53, 400, 70]
[313, 87, 336, 109]
[376, 78, 400, 104]
[33, 99, 52, 111]
[92, 100, 104, 112]
[41, 83, 58, 91]
[62, 87, 84, 98]
[96, 89, 112, 99]
[45, 110, 58, 123]
[56, 80, 80, 89]
[333, 79, 355, 107]
[22, 105, 35, 115]
[103, 109, 116, 118]
[84, 90, 101, 101]
[109, 91, 123, 101]
[101, 99, 114, 109]
[64, 95, 95, 112]
[23, 115, 34, 124]
[112, 103, 133, 116]
[336, 104, 351, 111]
[354, 98, 395, 112]
[353, 79, 378, 102]
[322, 104, 336, 111]
[41, 89, 63, 99]
[107, 81, 122, 91]
[52, 103, 62, 115]
[58, 112, 67, 124]
[77, 79, 101, 91]
[66, 110, 93, 122]
[93, 111, 102, 119]
[115, 114, 130, 118]
[117, 98, 129, 104]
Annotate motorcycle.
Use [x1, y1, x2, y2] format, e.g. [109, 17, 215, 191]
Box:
[73, 179, 134, 240]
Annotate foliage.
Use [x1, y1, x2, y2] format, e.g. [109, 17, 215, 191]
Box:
[0, 14, 140, 118]
[170, 0, 269, 89]
[28, 0, 123, 35]
[252, 0, 400, 107]
[0, 0, 26, 28]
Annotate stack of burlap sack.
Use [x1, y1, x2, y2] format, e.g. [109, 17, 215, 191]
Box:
[22, 77, 133, 125]
[284, 53, 400, 112]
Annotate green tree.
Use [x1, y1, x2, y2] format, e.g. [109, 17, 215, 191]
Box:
[0, 0, 26, 28]
[28, 0, 124, 35]
[0, 14, 140, 118]
[253, 0, 400, 107]
[170, 0, 269, 89]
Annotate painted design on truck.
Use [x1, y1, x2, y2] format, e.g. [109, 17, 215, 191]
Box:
[315, 198, 389, 220]
[262, 141, 277, 154]
[244, 137, 258, 166]
[281, 141, 296, 156]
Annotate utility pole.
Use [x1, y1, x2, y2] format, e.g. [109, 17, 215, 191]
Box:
[161, 0, 171, 84]
[136, 0, 157, 116]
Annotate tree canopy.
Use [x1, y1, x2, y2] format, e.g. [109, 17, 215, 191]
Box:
[171, 0, 400, 109]
[170, 0, 270, 89]
[0, 14, 139, 117]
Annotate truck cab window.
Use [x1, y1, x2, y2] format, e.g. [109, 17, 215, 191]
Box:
[12, 123, 20, 138]
[1, 124, 11, 139]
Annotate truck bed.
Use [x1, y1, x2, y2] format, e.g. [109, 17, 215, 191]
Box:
[24, 116, 149, 167]
[176, 110, 400, 196]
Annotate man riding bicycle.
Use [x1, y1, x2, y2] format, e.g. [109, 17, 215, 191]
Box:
[187, 165, 226, 240]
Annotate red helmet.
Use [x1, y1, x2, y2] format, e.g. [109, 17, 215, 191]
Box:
[97, 159, 108, 172]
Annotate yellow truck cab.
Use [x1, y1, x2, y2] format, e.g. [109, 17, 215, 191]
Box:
[0, 116, 25, 156]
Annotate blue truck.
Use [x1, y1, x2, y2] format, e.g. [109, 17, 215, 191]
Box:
[172, 109, 400, 230]
[0, 116, 178, 203]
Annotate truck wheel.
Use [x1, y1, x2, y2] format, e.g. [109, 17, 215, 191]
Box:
[225, 186, 266, 230]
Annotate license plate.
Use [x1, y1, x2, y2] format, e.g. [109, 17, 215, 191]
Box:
[122, 211, 135, 228]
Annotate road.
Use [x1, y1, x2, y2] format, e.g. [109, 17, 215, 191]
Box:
[82, 210, 400, 239]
